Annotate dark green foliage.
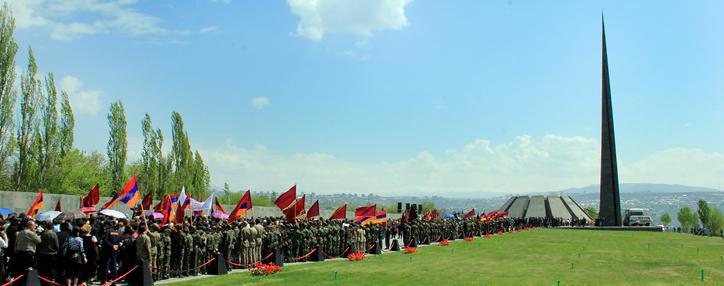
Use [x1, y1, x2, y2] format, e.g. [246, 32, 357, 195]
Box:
[106, 101, 127, 193]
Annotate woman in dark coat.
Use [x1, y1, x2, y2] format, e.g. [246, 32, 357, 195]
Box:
[80, 224, 98, 284]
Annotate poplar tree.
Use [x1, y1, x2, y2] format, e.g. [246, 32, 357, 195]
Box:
[141, 113, 158, 197]
[107, 101, 127, 192]
[0, 4, 17, 178]
[58, 90, 74, 158]
[171, 111, 192, 193]
[13, 47, 40, 192]
[37, 73, 59, 187]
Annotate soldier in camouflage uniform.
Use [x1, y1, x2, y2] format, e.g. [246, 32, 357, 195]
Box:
[253, 219, 264, 262]
[249, 221, 259, 263]
[170, 225, 185, 277]
[183, 227, 193, 276]
[148, 224, 161, 280]
[241, 222, 252, 265]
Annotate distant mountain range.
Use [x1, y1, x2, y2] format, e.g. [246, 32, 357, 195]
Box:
[552, 183, 722, 195]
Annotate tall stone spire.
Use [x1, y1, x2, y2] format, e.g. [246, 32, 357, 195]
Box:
[598, 16, 622, 226]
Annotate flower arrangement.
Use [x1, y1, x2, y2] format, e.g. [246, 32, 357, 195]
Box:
[248, 262, 282, 276]
[347, 252, 366, 262]
[463, 237, 474, 242]
[403, 247, 417, 254]
[438, 240, 449, 246]
[483, 234, 492, 238]
[497, 231, 504, 235]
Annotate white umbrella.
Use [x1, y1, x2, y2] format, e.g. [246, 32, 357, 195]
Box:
[36, 211, 62, 222]
[100, 209, 127, 219]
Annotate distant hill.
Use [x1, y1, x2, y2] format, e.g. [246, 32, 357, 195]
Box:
[552, 183, 721, 195]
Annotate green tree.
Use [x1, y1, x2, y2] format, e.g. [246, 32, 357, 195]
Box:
[140, 114, 158, 198]
[704, 207, 722, 235]
[677, 207, 698, 232]
[58, 90, 74, 158]
[37, 73, 59, 187]
[171, 111, 192, 193]
[52, 150, 107, 195]
[420, 201, 436, 212]
[13, 47, 40, 192]
[190, 150, 210, 198]
[659, 212, 671, 227]
[153, 128, 168, 197]
[106, 101, 127, 193]
[583, 207, 598, 219]
[0, 4, 18, 180]
[223, 182, 231, 196]
[696, 199, 710, 228]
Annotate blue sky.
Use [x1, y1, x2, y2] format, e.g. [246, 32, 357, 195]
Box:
[5, 0, 724, 196]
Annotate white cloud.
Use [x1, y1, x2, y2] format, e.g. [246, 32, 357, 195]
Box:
[251, 97, 270, 109]
[3, 0, 168, 41]
[60, 75, 102, 115]
[200, 135, 724, 196]
[199, 26, 218, 34]
[287, 0, 413, 40]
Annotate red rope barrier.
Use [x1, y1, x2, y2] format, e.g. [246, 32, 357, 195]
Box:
[366, 243, 376, 252]
[286, 247, 318, 261]
[322, 247, 350, 259]
[151, 257, 216, 273]
[37, 275, 62, 286]
[102, 264, 139, 286]
[1, 275, 24, 286]
[262, 251, 274, 261]
[225, 259, 245, 268]
[405, 239, 414, 247]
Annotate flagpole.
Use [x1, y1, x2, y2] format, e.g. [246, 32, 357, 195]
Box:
[140, 197, 149, 231]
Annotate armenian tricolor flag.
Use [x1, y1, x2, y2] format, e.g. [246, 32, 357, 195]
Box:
[118, 176, 140, 207]
[229, 190, 253, 221]
[27, 192, 44, 217]
[372, 210, 387, 224]
[101, 193, 120, 209]
[214, 197, 226, 214]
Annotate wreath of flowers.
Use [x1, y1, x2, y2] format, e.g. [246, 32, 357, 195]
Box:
[483, 234, 492, 238]
[403, 247, 417, 254]
[347, 252, 366, 262]
[438, 240, 449, 246]
[463, 237, 474, 242]
[248, 262, 282, 276]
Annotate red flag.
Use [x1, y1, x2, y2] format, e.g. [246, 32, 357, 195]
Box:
[141, 192, 153, 211]
[54, 199, 61, 212]
[329, 204, 347, 220]
[274, 185, 296, 211]
[355, 204, 376, 217]
[153, 198, 164, 212]
[283, 195, 305, 222]
[27, 192, 44, 216]
[228, 190, 253, 222]
[464, 209, 476, 219]
[423, 211, 431, 221]
[160, 196, 172, 225]
[306, 200, 320, 219]
[82, 184, 100, 207]
[175, 195, 190, 223]
[294, 195, 305, 218]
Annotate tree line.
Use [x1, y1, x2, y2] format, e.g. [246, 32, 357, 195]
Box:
[659, 199, 722, 235]
[0, 5, 210, 199]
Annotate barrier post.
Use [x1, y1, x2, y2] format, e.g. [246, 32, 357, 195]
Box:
[24, 269, 40, 286]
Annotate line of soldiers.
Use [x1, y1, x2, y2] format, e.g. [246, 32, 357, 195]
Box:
[0, 212, 536, 284]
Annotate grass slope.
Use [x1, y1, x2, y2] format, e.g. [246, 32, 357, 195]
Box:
[169, 229, 723, 286]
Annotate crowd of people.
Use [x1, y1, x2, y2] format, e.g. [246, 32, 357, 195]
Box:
[0, 211, 540, 285]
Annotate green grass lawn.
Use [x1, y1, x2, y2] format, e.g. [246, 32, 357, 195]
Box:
[169, 229, 723, 286]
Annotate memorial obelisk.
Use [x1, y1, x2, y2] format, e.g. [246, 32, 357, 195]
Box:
[598, 16, 622, 226]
